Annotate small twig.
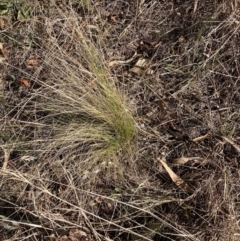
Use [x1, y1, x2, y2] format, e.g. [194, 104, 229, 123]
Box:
[192, 133, 209, 142]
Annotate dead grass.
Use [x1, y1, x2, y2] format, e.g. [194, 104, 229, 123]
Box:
[1, 0, 240, 240]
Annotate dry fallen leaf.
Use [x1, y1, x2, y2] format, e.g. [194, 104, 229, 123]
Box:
[157, 157, 194, 193]
[19, 78, 31, 88]
[173, 156, 203, 165]
[0, 42, 8, 60]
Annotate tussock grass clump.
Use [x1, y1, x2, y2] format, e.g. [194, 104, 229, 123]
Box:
[35, 16, 137, 175]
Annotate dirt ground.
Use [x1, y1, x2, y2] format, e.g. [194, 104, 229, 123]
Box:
[1, 0, 240, 241]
